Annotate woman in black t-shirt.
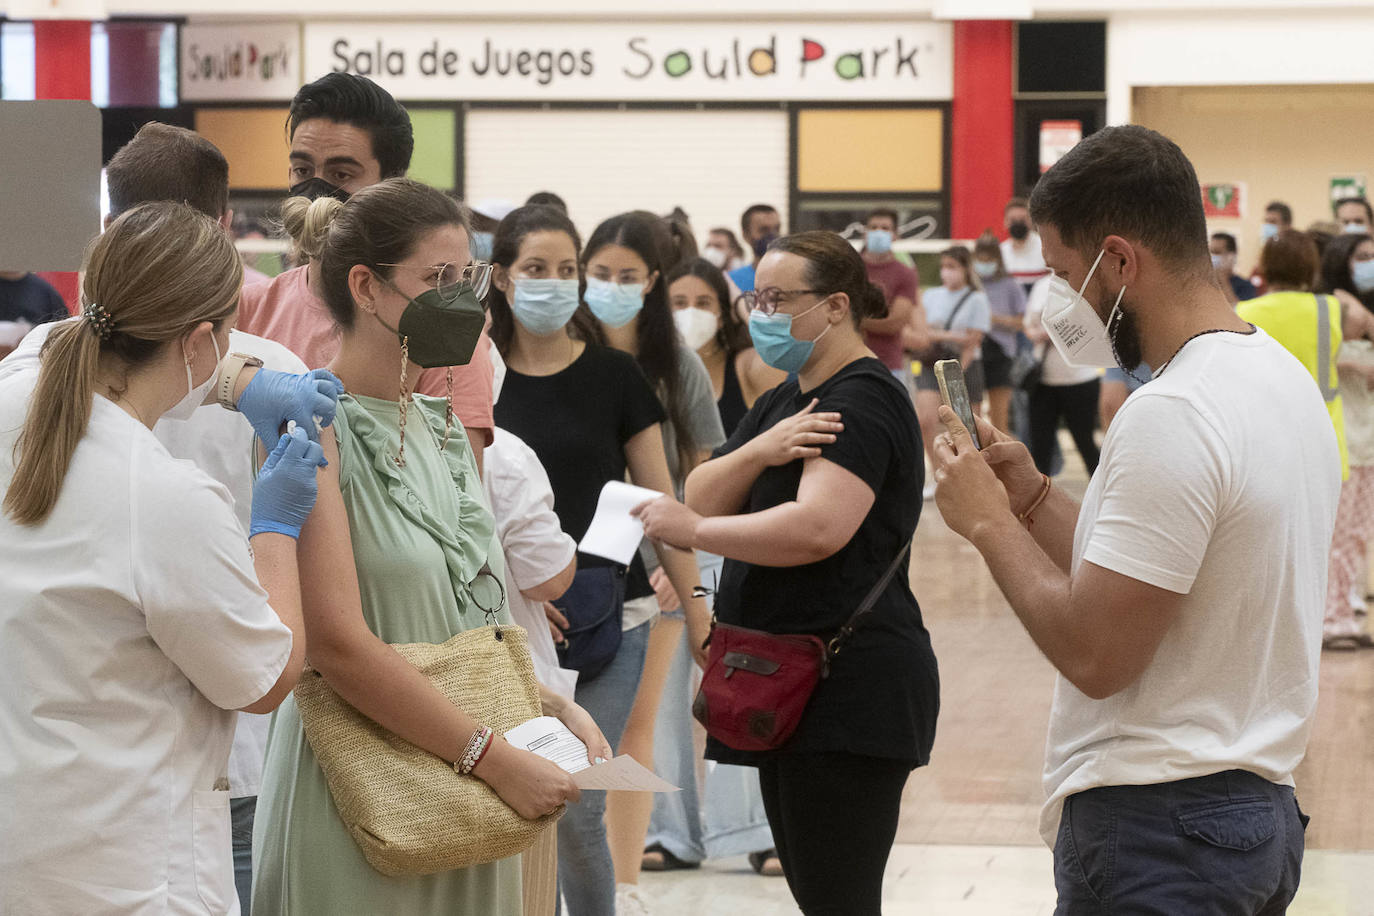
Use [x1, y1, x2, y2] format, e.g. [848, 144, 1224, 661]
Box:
[486, 205, 708, 916]
[635, 231, 939, 916]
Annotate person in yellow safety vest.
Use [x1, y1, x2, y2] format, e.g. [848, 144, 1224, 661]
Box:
[1238, 229, 1354, 480]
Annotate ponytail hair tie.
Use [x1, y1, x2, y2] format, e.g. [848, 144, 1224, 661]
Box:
[83, 303, 115, 341]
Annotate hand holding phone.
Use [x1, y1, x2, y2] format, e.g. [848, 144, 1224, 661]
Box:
[933, 359, 982, 450]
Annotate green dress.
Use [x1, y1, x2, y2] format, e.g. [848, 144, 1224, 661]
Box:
[252, 393, 523, 915]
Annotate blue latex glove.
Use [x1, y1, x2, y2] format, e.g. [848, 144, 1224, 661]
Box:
[238, 368, 345, 445]
[251, 428, 326, 539]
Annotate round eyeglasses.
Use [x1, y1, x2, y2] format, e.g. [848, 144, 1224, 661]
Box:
[378, 261, 493, 302]
[737, 287, 825, 316]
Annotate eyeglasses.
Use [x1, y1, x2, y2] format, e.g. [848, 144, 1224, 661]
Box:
[738, 287, 825, 316]
[378, 261, 493, 302]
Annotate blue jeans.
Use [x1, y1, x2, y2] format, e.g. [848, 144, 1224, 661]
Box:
[557, 619, 652, 916]
[1053, 770, 1307, 915]
[231, 795, 256, 916]
[647, 553, 773, 863]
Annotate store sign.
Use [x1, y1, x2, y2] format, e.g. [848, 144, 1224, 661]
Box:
[1331, 174, 1368, 206]
[303, 22, 953, 101]
[1038, 120, 1081, 174]
[181, 23, 302, 101]
[1202, 182, 1244, 219]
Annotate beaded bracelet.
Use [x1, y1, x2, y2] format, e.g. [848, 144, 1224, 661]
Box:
[454, 725, 494, 775]
[1019, 474, 1052, 528]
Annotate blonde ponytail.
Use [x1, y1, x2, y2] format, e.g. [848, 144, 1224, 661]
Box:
[4, 201, 241, 526]
[280, 195, 344, 262]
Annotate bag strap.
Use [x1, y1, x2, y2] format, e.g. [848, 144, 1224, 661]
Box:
[827, 543, 912, 658]
[943, 289, 975, 331]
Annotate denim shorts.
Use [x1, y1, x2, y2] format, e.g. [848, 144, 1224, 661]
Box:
[1053, 770, 1307, 915]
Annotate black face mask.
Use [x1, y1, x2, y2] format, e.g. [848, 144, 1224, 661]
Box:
[1008, 221, 1030, 241]
[289, 177, 351, 203]
[752, 233, 779, 260]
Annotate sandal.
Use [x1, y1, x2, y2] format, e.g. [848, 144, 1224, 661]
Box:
[642, 842, 699, 872]
[748, 849, 784, 877]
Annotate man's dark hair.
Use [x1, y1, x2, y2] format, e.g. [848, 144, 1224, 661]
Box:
[866, 207, 899, 227]
[1029, 125, 1208, 272]
[740, 203, 778, 238]
[287, 73, 413, 179]
[1335, 196, 1374, 224]
[106, 122, 228, 219]
[526, 191, 567, 212]
[1211, 232, 1238, 254]
[1266, 201, 1293, 226]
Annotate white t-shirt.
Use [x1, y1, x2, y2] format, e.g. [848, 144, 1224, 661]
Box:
[1000, 233, 1049, 288]
[1041, 328, 1341, 845]
[0, 320, 308, 799]
[1024, 276, 1100, 387]
[484, 428, 580, 702]
[0, 372, 293, 914]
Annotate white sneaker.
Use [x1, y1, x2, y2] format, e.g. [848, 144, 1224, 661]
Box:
[616, 883, 651, 916]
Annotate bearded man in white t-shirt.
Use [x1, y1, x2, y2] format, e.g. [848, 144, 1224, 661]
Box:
[931, 125, 1341, 914]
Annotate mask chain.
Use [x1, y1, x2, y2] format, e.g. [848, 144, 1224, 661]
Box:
[441, 367, 455, 451]
[396, 336, 410, 468]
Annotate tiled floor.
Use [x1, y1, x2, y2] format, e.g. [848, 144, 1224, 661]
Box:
[638, 846, 1374, 914]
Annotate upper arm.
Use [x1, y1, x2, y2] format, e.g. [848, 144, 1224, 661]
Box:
[293, 428, 374, 668]
[1068, 561, 1186, 699]
[490, 439, 578, 595]
[888, 294, 915, 322]
[793, 458, 876, 557]
[625, 423, 676, 495]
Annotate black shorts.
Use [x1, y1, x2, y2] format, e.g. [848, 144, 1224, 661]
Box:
[981, 337, 1013, 389]
[915, 359, 985, 402]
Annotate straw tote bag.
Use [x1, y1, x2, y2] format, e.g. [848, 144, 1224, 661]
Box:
[293, 624, 562, 877]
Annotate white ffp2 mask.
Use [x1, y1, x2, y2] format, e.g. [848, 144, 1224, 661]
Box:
[673, 307, 719, 352]
[1042, 249, 1126, 369]
[164, 333, 223, 422]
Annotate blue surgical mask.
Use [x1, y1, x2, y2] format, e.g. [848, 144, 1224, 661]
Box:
[584, 277, 646, 328]
[511, 277, 581, 336]
[470, 231, 495, 262]
[1352, 259, 1374, 294]
[1261, 223, 1280, 241]
[1345, 222, 1368, 235]
[866, 230, 893, 255]
[748, 299, 831, 374]
[972, 260, 998, 279]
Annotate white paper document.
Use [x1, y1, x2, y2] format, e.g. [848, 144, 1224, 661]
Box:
[577, 481, 664, 565]
[505, 716, 679, 792]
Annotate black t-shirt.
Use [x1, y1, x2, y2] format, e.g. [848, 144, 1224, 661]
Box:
[707, 357, 939, 767]
[494, 343, 665, 599]
[0, 274, 67, 325]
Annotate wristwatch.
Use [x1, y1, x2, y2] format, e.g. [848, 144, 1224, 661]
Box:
[217, 352, 265, 411]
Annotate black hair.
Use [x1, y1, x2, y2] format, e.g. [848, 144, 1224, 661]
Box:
[665, 257, 750, 356]
[1335, 196, 1374, 225]
[973, 230, 1007, 278]
[1266, 201, 1293, 226]
[287, 73, 414, 179]
[772, 231, 888, 328]
[740, 203, 779, 239]
[866, 207, 899, 227]
[1260, 229, 1320, 291]
[583, 211, 695, 472]
[662, 216, 698, 268]
[1030, 125, 1209, 275]
[525, 191, 568, 213]
[1318, 230, 1374, 311]
[1211, 232, 1238, 254]
[486, 204, 590, 355]
[708, 227, 746, 262]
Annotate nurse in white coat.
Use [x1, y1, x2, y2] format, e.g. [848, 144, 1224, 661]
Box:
[0, 202, 326, 915]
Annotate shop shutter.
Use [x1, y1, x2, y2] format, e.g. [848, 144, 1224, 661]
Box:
[464, 107, 789, 246]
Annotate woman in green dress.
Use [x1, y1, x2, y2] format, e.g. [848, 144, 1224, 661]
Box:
[253, 178, 611, 915]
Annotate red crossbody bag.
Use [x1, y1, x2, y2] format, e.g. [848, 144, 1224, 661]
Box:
[691, 545, 911, 752]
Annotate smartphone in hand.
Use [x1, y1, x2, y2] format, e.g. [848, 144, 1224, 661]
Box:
[933, 359, 982, 450]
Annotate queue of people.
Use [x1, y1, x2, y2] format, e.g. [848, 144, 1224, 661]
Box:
[0, 68, 1368, 916]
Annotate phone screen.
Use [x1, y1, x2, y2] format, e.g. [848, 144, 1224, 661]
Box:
[933, 359, 982, 450]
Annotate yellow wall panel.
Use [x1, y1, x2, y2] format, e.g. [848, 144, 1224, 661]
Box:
[798, 109, 943, 193]
[195, 108, 291, 191]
